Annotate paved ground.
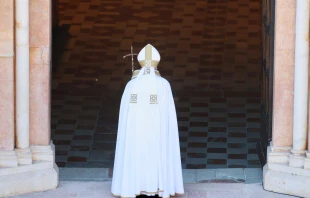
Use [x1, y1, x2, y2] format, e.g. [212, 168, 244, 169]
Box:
[52, 0, 262, 169]
[11, 181, 297, 198]
[9, 168, 297, 198]
[58, 168, 264, 184]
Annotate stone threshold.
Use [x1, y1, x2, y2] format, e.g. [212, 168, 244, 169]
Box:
[59, 168, 263, 184]
[12, 181, 297, 198]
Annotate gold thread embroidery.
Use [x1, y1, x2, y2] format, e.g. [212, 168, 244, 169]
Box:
[138, 60, 159, 68]
[131, 70, 161, 79]
[144, 67, 151, 75]
[145, 44, 152, 61]
[150, 94, 158, 104]
[130, 94, 137, 103]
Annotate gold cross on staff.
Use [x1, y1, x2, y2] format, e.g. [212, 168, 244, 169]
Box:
[123, 46, 138, 73]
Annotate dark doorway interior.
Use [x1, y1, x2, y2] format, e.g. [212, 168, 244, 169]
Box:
[51, 0, 263, 169]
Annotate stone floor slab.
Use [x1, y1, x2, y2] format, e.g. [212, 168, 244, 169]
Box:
[11, 182, 298, 198]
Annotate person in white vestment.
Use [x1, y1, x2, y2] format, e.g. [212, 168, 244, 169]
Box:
[111, 44, 184, 198]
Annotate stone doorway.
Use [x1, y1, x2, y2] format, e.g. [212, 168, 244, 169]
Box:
[51, 0, 264, 170]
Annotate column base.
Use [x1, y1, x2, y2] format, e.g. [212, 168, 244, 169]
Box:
[305, 152, 310, 169]
[0, 142, 59, 197]
[264, 146, 310, 198]
[31, 140, 55, 162]
[0, 161, 59, 197]
[0, 150, 18, 167]
[289, 149, 306, 167]
[267, 142, 291, 164]
[16, 147, 32, 165]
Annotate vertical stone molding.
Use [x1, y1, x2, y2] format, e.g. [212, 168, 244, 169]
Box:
[0, 0, 58, 196]
[271, 0, 295, 148]
[288, 0, 309, 168]
[265, 0, 295, 163]
[0, 0, 15, 152]
[29, 0, 52, 146]
[306, 96, 310, 169]
[0, 0, 18, 169]
[264, 1, 310, 197]
[15, 0, 32, 165]
[0, 0, 14, 57]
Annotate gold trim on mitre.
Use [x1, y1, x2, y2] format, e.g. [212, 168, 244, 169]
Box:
[137, 44, 160, 68]
[138, 60, 159, 68]
[146, 44, 152, 60]
[131, 69, 161, 79]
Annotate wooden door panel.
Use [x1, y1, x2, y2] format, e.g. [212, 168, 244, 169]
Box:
[257, 0, 274, 166]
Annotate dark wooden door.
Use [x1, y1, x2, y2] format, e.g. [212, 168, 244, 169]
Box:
[52, 0, 59, 29]
[257, 0, 275, 166]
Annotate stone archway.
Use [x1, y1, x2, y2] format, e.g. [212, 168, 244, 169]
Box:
[51, 0, 264, 170]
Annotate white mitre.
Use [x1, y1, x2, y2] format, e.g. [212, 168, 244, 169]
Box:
[137, 44, 161, 68]
[132, 44, 161, 79]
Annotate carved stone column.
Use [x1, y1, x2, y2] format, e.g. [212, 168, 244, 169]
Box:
[263, 1, 310, 197]
[0, 0, 58, 196]
[15, 0, 32, 165]
[265, 0, 295, 166]
[304, 92, 310, 169]
[288, 0, 309, 168]
[0, 0, 18, 168]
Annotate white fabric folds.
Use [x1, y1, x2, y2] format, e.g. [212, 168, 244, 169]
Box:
[111, 45, 184, 198]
